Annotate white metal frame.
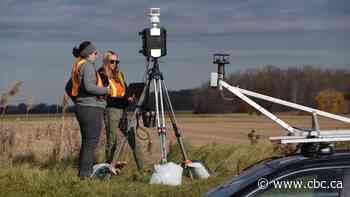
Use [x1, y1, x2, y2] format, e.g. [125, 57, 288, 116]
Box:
[210, 73, 350, 144]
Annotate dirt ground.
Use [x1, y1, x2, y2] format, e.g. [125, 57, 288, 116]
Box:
[133, 113, 350, 161]
[145, 113, 350, 146]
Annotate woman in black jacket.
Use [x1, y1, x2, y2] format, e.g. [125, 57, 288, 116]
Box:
[98, 50, 144, 172]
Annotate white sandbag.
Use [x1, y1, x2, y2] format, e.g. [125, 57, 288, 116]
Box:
[187, 161, 210, 179]
[150, 162, 183, 186]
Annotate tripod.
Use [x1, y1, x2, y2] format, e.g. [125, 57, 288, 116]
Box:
[134, 57, 191, 165]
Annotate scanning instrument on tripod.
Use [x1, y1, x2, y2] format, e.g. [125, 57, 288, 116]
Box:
[139, 8, 167, 58]
[136, 8, 210, 185]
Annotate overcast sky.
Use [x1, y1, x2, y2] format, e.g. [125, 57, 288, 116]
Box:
[0, 0, 349, 104]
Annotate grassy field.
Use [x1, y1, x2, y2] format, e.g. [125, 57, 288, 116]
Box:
[0, 141, 286, 197]
[0, 113, 349, 196]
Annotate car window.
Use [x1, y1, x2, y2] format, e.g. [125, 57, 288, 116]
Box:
[249, 167, 344, 197]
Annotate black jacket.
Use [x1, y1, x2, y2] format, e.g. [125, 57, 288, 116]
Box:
[98, 67, 129, 109]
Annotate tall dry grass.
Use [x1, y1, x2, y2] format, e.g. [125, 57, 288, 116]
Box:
[0, 117, 80, 165]
[0, 113, 126, 166]
[7, 81, 23, 96]
[0, 81, 24, 116]
[1, 81, 24, 135]
[54, 92, 72, 160]
[26, 96, 33, 120]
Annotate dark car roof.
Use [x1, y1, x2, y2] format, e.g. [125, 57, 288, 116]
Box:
[204, 151, 350, 197]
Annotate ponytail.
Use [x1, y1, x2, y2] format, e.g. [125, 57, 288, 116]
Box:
[72, 41, 92, 58]
[72, 46, 80, 58]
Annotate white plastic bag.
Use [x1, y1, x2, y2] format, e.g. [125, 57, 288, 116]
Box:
[150, 162, 183, 186]
[187, 161, 210, 179]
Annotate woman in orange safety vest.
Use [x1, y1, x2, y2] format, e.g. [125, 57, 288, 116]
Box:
[67, 41, 111, 179]
[98, 51, 144, 172]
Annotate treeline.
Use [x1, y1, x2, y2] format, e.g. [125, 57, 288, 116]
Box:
[0, 90, 194, 115]
[0, 103, 75, 115]
[2, 65, 350, 115]
[193, 65, 350, 113]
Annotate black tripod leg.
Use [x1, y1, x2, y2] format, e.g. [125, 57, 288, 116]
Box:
[161, 79, 194, 179]
[113, 79, 150, 169]
[113, 135, 128, 162]
[114, 113, 144, 172]
[125, 118, 144, 172]
[135, 78, 151, 114]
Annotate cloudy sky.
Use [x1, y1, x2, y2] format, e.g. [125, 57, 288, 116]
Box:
[0, 0, 349, 104]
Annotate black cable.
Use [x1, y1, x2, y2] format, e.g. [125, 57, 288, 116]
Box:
[220, 91, 238, 101]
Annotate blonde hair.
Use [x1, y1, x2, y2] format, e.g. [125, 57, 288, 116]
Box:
[102, 51, 119, 80]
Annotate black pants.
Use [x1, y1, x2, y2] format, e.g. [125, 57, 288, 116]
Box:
[75, 105, 104, 178]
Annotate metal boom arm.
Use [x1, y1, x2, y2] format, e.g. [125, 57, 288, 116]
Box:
[220, 81, 297, 134]
[220, 81, 350, 123]
[219, 80, 350, 135]
[210, 53, 350, 146]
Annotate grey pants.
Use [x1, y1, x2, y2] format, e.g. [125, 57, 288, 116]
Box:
[75, 105, 104, 178]
[104, 107, 144, 172]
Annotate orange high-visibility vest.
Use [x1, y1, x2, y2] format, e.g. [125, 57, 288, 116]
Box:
[108, 72, 126, 98]
[71, 58, 104, 97]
